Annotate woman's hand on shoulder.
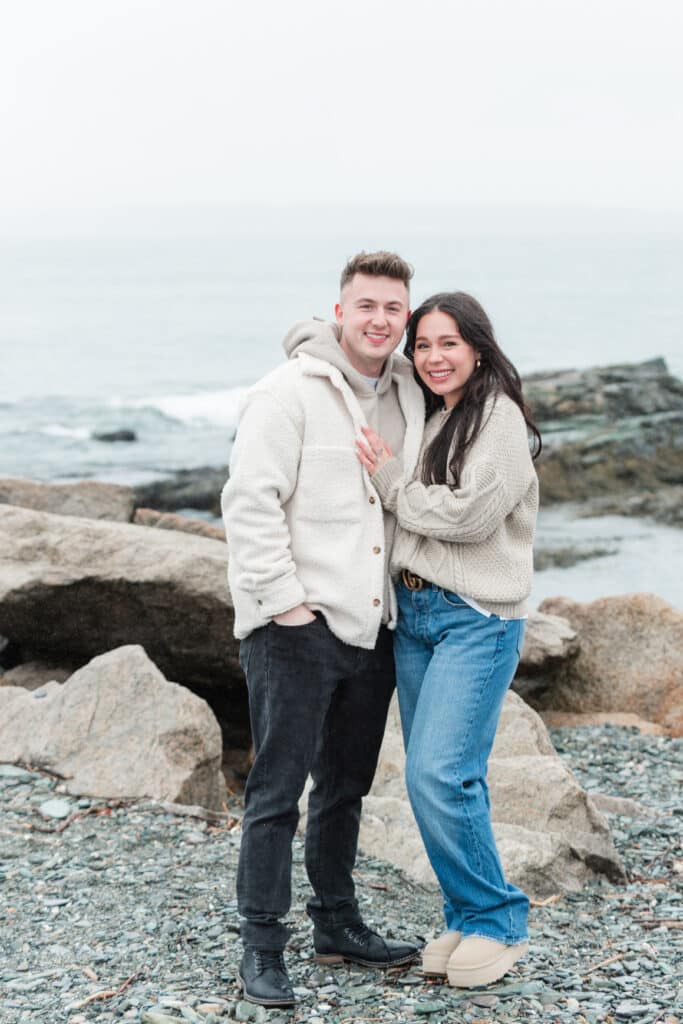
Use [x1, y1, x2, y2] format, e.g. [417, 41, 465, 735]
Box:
[356, 426, 393, 477]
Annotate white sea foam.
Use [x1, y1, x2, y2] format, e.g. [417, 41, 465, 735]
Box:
[41, 424, 91, 439]
[110, 387, 247, 427]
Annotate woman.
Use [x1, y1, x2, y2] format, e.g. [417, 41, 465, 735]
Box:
[356, 291, 541, 989]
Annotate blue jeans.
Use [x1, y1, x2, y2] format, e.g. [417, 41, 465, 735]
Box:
[395, 581, 529, 945]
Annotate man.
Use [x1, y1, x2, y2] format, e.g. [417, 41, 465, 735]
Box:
[222, 251, 425, 1008]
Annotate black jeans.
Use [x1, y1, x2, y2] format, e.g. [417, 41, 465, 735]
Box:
[236, 614, 395, 950]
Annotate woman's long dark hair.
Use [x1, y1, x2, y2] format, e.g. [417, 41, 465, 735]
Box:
[404, 292, 542, 487]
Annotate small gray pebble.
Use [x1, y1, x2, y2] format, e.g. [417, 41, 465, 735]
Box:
[39, 797, 72, 819]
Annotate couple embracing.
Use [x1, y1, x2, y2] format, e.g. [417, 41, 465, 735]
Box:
[222, 250, 542, 1008]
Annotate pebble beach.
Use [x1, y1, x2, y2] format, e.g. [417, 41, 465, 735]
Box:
[2, 725, 681, 1024]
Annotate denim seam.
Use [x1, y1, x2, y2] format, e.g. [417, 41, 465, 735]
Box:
[261, 627, 272, 799]
[456, 621, 506, 886]
[456, 626, 493, 884]
[461, 928, 529, 945]
[482, 621, 517, 941]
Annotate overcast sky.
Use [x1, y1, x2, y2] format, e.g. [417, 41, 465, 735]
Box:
[2, 0, 682, 227]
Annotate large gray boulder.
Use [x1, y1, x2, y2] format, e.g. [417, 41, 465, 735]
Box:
[0, 645, 227, 810]
[0, 478, 134, 522]
[535, 593, 683, 737]
[134, 507, 225, 541]
[0, 505, 238, 690]
[358, 691, 624, 898]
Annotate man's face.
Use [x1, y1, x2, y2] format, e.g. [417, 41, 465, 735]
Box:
[335, 273, 410, 377]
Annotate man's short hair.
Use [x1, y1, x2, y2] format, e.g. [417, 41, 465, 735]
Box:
[340, 251, 414, 292]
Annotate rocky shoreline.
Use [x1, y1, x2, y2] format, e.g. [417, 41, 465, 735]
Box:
[1, 723, 680, 1024]
[1, 356, 682, 1021]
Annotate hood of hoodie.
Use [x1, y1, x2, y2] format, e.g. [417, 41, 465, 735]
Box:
[282, 318, 414, 397]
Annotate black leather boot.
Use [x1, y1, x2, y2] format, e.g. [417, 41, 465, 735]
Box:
[313, 921, 420, 968]
[237, 946, 295, 1007]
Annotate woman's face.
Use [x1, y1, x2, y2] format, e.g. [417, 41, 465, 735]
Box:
[413, 310, 479, 409]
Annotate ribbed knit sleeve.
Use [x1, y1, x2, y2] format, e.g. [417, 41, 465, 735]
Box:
[374, 399, 535, 545]
[370, 457, 404, 511]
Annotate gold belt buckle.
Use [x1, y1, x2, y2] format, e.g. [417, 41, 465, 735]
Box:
[402, 568, 424, 592]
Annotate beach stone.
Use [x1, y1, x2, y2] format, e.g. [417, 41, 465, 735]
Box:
[590, 794, 654, 817]
[355, 691, 623, 897]
[0, 645, 227, 810]
[0, 477, 135, 521]
[414, 1000, 447, 1014]
[92, 428, 137, 442]
[518, 611, 580, 673]
[535, 594, 683, 736]
[38, 798, 72, 819]
[615, 1001, 658, 1017]
[0, 504, 239, 692]
[0, 660, 71, 691]
[0, 764, 32, 779]
[134, 507, 225, 541]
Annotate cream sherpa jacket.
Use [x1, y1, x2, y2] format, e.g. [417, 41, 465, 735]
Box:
[371, 393, 539, 619]
[222, 322, 425, 648]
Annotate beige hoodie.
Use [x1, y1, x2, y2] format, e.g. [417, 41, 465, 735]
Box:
[222, 320, 425, 648]
[283, 321, 408, 617]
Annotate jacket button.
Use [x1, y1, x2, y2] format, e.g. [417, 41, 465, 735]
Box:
[369, 496, 376, 504]
[372, 598, 381, 607]
[372, 546, 381, 554]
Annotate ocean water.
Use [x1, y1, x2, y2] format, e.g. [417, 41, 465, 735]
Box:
[1, 211, 682, 607]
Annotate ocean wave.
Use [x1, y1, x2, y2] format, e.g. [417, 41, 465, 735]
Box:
[110, 387, 247, 426]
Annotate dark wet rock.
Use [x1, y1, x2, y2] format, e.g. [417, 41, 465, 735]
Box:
[533, 544, 616, 569]
[524, 357, 683, 422]
[534, 410, 683, 504]
[133, 467, 229, 516]
[92, 428, 137, 443]
[0, 477, 135, 522]
[521, 359, 683, 513]
[581, 485, 683, 527]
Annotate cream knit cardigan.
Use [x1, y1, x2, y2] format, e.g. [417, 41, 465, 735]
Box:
[371, 393, 539, 619]
[222, 348, 425, 648]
